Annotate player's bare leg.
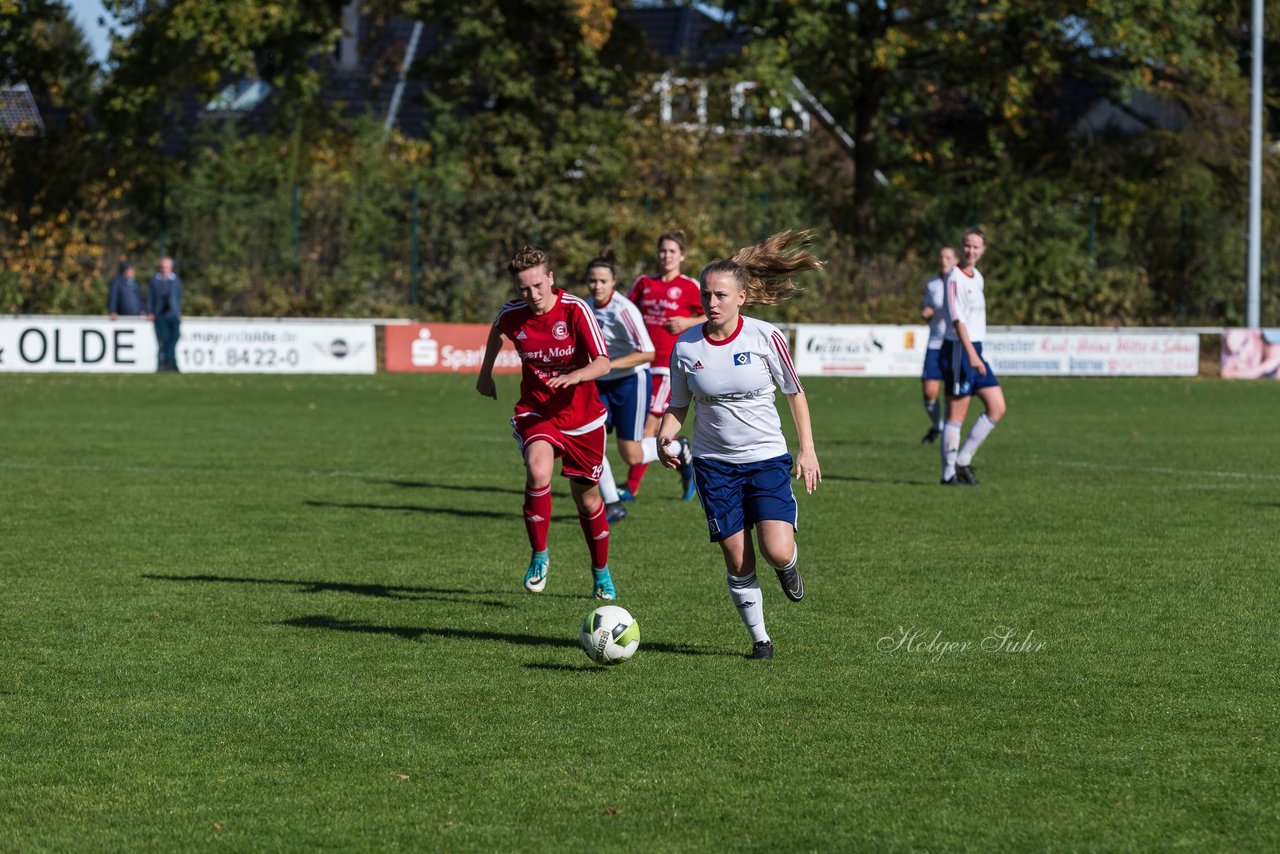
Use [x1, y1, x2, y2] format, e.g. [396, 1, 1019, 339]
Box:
[758, 519, 803, 603]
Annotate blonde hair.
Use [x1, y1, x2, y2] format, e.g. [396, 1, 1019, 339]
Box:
[508, 245, 551, 276]
[700, 230, 823, 305]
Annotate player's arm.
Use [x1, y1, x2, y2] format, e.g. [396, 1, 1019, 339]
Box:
[546, 354, 611, 389]
[616, 303, 655, 369]
[656, 405, 689, 469]
[608, 350, 654, 370]
[953, 320, 985, 375]
[475, 323, 504, 398]
[663, 315, 702, 334]
[785, 391, 821, 494]
[945, 274, 984, 374]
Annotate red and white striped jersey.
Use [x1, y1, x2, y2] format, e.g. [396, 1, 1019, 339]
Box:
[668, 316, 803, 463]
[494, 289, 608, 432]
[627, 273, 702, 372]
[591, 290, 654, 382]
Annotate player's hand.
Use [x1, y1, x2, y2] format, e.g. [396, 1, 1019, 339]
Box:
[475, 375, 497, 399]
[546, 372, 578, 389]
[969, 352, 986, 375]
[663, 316, 691, 334]
[657, 438, 680, 470]
[792, 449, 822, 494]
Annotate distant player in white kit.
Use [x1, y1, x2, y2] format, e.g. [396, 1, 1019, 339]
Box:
[657, 230, 823, 660]
[938, 228, 1007, 485]
[476, 245, 619, 599]
[919, 245, 958, 443]
[584, 248, 656, 523]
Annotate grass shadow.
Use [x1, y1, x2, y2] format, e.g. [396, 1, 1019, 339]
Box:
[278, 614, 734, 657]
[142, 573, 514, 608]
[370, 479, 527, 497]
[522, 662, 607, 673]
[304, 499, 513, 520]
[822, 473, 937, 487]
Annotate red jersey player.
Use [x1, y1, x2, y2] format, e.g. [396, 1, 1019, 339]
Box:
[477, 245, 618, 599]
[624, 228, 701, 501]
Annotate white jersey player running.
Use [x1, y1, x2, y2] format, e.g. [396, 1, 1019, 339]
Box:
[584, 249, 656, 523]
[658, 230, 823, 660]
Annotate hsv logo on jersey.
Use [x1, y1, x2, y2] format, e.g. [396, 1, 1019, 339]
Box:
[667, 285, 682, 300]
[733, 352, 752, 366]
[551, 320, 569, 340]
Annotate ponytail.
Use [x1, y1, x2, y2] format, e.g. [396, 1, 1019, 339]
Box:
[700, 230, 823, 305]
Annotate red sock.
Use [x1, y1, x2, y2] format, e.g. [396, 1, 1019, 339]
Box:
[578, 503, 609, 570]
[626, 463, 649, 495]
[523, 485, 551, 552]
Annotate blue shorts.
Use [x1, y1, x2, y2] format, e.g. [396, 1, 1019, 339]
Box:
[938, 340, 999, 398]
[692, 454, 798, 543]
[596, 370, 649, 442]
[921, 347, 943, 381]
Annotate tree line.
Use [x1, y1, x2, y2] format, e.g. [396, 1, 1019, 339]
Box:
[1, 0, 1276, 326]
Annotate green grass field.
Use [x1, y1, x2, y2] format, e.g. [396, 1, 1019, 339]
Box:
[2, 372, 1277, 850]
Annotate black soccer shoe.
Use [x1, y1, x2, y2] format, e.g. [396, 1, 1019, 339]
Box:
[921, 426, 942, 444]
[605, 502, 629, 523]
[955, 464, 980, 486]
[940, 476, 959, 486]
[774, 564, 805, 603]
[750, 640, 775, 660]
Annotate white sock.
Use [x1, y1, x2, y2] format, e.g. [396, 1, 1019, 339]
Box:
[941, 420, 962, 480]
[640, 437, 658, 463]
[957, 413, 997, 466]
[924, 398, 941, 429]
[597, 455, 620, 504]
[726, 571, 769, 644]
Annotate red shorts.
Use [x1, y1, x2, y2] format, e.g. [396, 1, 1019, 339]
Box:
[511, 415, 606, 482]
[648, 370, 672, 417]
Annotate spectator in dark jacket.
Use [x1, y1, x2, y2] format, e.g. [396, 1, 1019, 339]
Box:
[148, 256, 183, 372]
[107, 262, 144, 319]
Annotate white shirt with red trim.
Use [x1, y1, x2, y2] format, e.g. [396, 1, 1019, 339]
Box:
[591, 291, 655, 382]
[942, 266, 986, 343]
[494, 289, 608, 433]
[627, 273, 702, 373]
[669, 315, 803, 463]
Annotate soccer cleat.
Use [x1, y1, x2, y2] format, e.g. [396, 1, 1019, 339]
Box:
[750, 640, 775, 660]
[774, 563, 805, 602]
[523, 551, 549, 593]
[605, 502, 629, 523]
[940, 476, 959, 486]
[955, 464, 980, 486]
[617, 488, 635, 503]
[921, 426, 942, 444]
[592, 566, 617, 600]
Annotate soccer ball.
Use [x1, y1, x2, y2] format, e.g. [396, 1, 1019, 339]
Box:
[580, 605, 640, 665]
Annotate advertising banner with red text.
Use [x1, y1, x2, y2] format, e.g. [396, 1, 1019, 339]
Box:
[385, 323, 521, 373]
